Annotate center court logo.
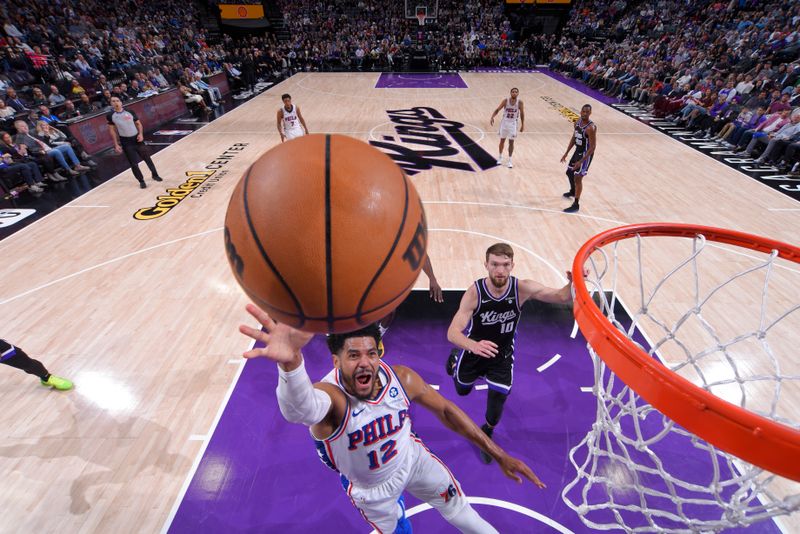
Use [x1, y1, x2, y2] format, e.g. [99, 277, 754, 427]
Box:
[134, 143, 248, 220]
[370, 107, 497, 176]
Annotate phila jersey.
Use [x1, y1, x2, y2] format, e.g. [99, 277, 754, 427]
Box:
[468, 276, 522, 356]
[501, 98, 520, 125]
[314, 360, 413, 487]
[282, 105, 300, 131]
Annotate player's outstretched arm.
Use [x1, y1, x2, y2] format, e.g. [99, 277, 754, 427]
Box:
[447, 286, 498, 358]
[518, 272, 575, 305]
[239, 303, 341, 432]
[393, 365, 545, 488]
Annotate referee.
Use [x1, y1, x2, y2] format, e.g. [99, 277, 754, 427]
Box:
[106, 96, 164, 188]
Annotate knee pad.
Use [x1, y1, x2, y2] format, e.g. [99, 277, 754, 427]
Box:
[486, 389, 509, 427]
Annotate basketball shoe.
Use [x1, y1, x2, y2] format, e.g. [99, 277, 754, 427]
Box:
[41, 375, 73, 391]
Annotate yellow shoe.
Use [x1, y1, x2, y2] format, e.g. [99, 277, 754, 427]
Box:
[41, 375, 74, 391]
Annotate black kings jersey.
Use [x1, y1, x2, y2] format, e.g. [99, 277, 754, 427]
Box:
[573, 119, 594, 155]
[467, 276, 522, 356]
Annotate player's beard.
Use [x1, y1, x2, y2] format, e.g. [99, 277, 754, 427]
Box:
[489, 274, 507, 289]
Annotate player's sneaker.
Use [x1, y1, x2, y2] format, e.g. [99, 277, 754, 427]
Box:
[479, 424, 494, 464]
[563, 191, 575, 198]
[41, 375, 73, 391]
[446, 349, 459, 376]
[507, 160, 513, 168]
[496, 157, 503, 165]
[563, 202, 580, 213]
[394, 495, 412, 534]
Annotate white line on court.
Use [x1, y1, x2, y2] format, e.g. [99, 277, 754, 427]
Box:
[580, 386, 593, 393]
[160, 337, 255, 534]
[768, 208, 800, 211]
[370, 496, 574, 534]
[62, 205, 110, 209]
[0, 227, 222, 306]
[423, 199, 627, 225]
[430, 384, 440, 390]
[227, 359, 244, 365]
[188, 435, 207, 441]
[537, 353, 562, 373]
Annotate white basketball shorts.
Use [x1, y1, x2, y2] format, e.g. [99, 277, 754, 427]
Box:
[343, 437, 467, 533]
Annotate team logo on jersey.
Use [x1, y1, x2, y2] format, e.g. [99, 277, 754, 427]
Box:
[133, 143, 249, 220]
[389, 387, 398, 398]
[480, 310, 517, 326]
[371, 107, 497, 176]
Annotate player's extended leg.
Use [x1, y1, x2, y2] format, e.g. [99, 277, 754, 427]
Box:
[497, 139, 506, 164]
[405, 441, 498, 534]
[344, 479, 412, 534]
[479, 390, 509, 464]
[564, 167, 576, 198]
[564, 173, 585, 213]
[0, 340, 73, 390]
[506, 140, 515, 168]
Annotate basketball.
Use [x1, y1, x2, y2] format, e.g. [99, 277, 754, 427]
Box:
[224, 134, 427, 333]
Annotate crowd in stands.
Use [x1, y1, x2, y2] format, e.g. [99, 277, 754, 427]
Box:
[0, 0, 553, 195]
[551, 0, 800, 174]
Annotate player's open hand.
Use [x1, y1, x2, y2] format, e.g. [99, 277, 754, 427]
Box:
[471, 339, 499, 358]
[490, 117, 495, 126]
[497, 453, 546, 488]
[239, 303, 313, 363]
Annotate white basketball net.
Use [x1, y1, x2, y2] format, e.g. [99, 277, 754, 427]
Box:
[562, 232, 800, 533]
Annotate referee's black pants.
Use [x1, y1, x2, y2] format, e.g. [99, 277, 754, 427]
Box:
[120, 136, 159, 183]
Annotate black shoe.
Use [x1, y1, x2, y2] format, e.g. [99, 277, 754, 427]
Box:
[446, 349, 459, 376]
[152, 176, 163, 182]
[479, 424, 494, 464]
[564, 202, 579, 213]
[563, 191, 575, 198]
[139, 181, 147, 189]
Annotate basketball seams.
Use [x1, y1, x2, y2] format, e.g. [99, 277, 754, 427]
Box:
[324, 135, 334, 331]
[355, 168, 412, 324]
[242, 165, 307, 326]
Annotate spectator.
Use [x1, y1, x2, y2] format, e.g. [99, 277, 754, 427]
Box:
[48, 85, 66, 107]
[70, 79, 86, 96]
[59, 100, 80, 121]
[38, 105, 60, 124]
[5, 88, 28, 112]
[77, 93, 98, 115]
[14, 119, 89, 177]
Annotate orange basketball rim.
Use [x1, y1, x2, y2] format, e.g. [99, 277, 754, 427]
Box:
[571, 223, 800, 482]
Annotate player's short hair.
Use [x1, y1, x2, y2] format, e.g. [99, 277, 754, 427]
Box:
[281, 93, 291, 100]
[327, 324, 382, 355]
[485, 243, 514, 262]
[511, 87, 519, 92]
[582, 104, 593, 111]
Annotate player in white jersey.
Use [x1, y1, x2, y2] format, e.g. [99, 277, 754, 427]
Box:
[276, 93, 309, 142]
[490, 88, 525, 168]
[240, 304, 544, 534]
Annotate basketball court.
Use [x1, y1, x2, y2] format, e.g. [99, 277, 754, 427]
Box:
[0, 71, 797, 533]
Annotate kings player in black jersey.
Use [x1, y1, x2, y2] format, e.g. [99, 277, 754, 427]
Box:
[446, 243, 574, 463]
[561, 104, 597, 213]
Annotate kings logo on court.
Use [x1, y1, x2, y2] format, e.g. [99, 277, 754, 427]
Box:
[371, 107, 497, 176]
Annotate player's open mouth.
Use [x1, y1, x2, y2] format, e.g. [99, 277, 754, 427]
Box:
[356, 374, 371, 386]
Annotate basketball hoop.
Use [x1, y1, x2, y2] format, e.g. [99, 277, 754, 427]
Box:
[416, 7, 427, 26]
[563, 223, 800, 532]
